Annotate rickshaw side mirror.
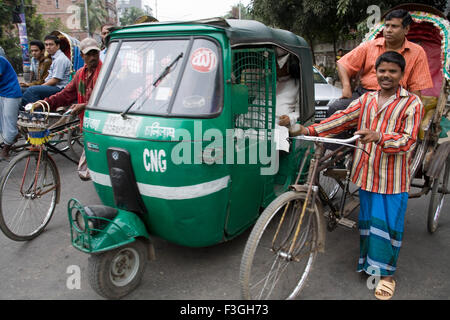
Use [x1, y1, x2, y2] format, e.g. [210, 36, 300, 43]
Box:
[231, 84, 249, 115]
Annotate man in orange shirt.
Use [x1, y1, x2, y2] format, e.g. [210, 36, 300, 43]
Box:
[327, 9, 433, 117]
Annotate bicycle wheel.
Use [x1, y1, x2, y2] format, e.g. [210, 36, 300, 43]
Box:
[67, 121, 84, 160]
[240, 191, 319, 300]
[427, 158, 449, 233]
[0, 150, 60, 241]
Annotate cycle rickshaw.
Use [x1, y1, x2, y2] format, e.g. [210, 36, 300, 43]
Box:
[66, 18, 317, 299]
[0, 30, 85, 242]
[239, 4, 450, 300]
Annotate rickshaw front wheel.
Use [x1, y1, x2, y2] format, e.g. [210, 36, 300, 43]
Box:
[427, 158, 449, 233]
[88, 239, 148, 299]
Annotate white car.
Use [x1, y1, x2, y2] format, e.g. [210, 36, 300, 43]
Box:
[313, 67, 342, 122]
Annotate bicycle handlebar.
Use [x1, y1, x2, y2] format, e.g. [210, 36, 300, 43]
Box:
[291, 134, 371, 155]
[291, 134, 361, 145]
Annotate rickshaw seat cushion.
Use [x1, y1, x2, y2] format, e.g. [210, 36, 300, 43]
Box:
[421, 96, 438, 112]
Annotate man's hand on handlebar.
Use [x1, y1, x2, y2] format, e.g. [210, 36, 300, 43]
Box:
[288, 123, 309, 136]
[69, 103, 87, 116]
[354, 129, 381, 144]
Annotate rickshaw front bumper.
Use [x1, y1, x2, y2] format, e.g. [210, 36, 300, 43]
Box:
[67, 198, 150, 254]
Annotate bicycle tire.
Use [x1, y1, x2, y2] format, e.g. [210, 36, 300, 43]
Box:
[67, 121, 84, 161]
[427, 158, 449, 234]
[240, 191, 319, 300]
[0, 150, 60, 241]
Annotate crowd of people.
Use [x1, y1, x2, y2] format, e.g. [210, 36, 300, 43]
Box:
[0, 24, 113, 160]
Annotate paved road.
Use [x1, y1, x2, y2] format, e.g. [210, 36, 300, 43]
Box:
[0, 151, 449, 300]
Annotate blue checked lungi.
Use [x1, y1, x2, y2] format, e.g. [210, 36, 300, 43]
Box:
[357, 189, 409, 276]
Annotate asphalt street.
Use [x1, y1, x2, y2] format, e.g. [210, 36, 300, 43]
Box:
[0, 150, 449, 300]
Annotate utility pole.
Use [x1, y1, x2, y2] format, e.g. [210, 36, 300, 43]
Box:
[84, 0, 90, 36]
[15, 0, 30, 80]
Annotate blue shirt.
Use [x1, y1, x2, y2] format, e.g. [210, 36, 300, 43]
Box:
[45, 49, 71, 89]
[0, 56, 22, 98]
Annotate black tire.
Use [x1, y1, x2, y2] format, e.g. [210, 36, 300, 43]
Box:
[427, 158, 449, 233]
[240, 191, 319, 300]
[0, 151, 60, 241]
[88, 239, 148, 299]
[66, 120, 84, 161]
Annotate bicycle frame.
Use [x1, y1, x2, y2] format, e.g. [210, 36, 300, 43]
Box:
[289, 135, 363, 231]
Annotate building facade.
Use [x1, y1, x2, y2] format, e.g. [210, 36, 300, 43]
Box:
[33, 0, 118, 40]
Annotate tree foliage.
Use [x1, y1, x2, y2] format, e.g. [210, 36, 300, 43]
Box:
[119, 6, 153, 26]
[0, 0, 46, 72]
[78, 0, 109, 36]
[250, 0, 449, 63]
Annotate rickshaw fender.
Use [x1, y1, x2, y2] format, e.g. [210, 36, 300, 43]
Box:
[87, 209, 151, 254]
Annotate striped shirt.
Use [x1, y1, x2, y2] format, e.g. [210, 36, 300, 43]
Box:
[338, 37, 433, 92]
[308, 87, 423, 194]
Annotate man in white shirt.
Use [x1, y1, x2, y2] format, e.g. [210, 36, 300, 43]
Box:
[21, 34, 71, 106]
[274, 49, 299, 151]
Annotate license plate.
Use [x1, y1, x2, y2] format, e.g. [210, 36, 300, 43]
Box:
[315, 110, 327, 121]
[102, 114, 141, 138]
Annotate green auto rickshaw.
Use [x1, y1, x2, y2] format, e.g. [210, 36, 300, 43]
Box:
[67, 18, 316, 299]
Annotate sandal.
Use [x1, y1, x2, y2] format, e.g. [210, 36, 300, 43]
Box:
[375, 279, 396, 300]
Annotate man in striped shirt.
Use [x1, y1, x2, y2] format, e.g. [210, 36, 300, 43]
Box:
[290, 51, 423, 300]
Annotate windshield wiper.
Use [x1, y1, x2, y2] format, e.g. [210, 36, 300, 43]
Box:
[120, 52, 184, 119]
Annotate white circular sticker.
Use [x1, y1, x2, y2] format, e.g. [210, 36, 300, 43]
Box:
[190, 48, 217, 73]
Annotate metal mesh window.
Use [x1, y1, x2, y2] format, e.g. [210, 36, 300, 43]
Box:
[232, 49, 276, 131]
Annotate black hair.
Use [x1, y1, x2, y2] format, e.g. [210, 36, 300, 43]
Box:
[44, 34, 60, 45]
[375, 51, 406, 72]
[29, 40, 44, 51]
[385, 9, 413, 27]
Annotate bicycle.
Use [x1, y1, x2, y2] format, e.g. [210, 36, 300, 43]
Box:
[0, 102, 81, 241]
[239, 134, 363, 300]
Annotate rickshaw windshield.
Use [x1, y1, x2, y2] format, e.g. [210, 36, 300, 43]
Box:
[90, 38, 223, 117]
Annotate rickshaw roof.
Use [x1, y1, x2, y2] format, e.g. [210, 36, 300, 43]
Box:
[110, 18, 310, 57]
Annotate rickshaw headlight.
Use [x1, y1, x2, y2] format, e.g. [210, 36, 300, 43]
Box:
[74, 210, 94, 233]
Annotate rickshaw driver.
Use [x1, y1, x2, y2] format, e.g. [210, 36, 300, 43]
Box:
[288, 51, 424, 300]
[31, 38, 103, 119]
[327, 9, 433, 118]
